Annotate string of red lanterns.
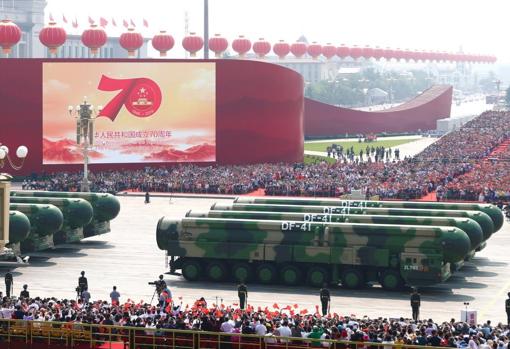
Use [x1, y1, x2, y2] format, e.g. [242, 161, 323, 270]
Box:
[0, 18, 499, 63]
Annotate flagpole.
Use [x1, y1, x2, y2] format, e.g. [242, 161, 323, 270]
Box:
[203, 0, 209, 59]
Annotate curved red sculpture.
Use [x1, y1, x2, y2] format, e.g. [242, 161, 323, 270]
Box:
[304, 85, 453, 137]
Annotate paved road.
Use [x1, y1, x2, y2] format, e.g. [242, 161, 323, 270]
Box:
[3, 196, 509, 323]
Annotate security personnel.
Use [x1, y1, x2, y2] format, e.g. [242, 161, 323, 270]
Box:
[4, 272, 13, 298]
[319, 283, 330, 316]
[237, 282, 248, 310]
[78, 271, 88, 297]
[145, 192, 150, 204]
[505, 292, 510, 325]
[410, 288, 421, 321]
[19, 284, 29, 298]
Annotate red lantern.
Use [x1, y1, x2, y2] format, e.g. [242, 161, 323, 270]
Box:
[322, 43, 336, 60]
[0, 19, 21, 55]
[372, 46, 384, 61]
[81, 24, 107, 56]
[402, 49, 413, 62]
[307, 42, 322, 59]
[393, 48, 404, 61]
[208, 33, 228, 57]
[336, 44, 350, 59]
[362, 45, 374, 60]
[273, 40, 290, 59]
[151, 30, 174, 57]
[182, 32, 204, 57]
[120, 28, 143, 57]
[232, 35, 251, 57]
[350, 45, 362, 60]
[290, 42, 307, 58]
[253, 38, 271, 58]
[39, 21, 67, 56]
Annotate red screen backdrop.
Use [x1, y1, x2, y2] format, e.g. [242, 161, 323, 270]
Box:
[304, 85, 452, 137]
[0, 59, 304, 175]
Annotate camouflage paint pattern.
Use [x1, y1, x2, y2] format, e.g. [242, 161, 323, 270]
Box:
[157, 216, 471, 286]
[186, 210, 484, 250]
[234, 197, 503, 232]
[212, 203, 494, 241]
[11, 191, 120, 237]
[9, 197, 93, 230]
[8, 211, 30, 244]
[11, 191, 120, 222]
[9, 203, 63, 252]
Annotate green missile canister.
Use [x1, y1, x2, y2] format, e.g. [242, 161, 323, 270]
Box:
[9, 203, 63, 252]
[212, 203, 494, 242]
[234, 197, 503, 232]
[8, 211, 31, 244]
[186, 210, 484, 251]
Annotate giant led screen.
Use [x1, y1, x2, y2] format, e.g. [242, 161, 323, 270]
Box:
[42, 62, 216, 164]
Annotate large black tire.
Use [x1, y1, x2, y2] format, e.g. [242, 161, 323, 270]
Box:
[231, 262, 253, 282]
[256, 263, 277, 284]
[306, 266, 329, 287]
[379, 270, 405, 291]
[341, 268, 365, 289]
[280, 264, 303, 286]
[181, 259, 202, 281]
[206, 261, 228, 282]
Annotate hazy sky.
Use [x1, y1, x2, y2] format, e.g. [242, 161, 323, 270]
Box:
[44, 0, 509, 62]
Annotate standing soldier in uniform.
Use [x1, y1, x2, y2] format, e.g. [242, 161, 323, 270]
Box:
[237, 281, 248, 310]
[410, 288, 421, 321]
[4, 272, 13, 298]
[78, 271, 88, 297]
[505, 292, 510, 325]
[320, 283, 330, 316]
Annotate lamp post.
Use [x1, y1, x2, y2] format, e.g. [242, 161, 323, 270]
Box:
[68, 98, 102, 192]
[463, 301, 470, 322]
[0, 143, 28, 264]
[203, 0, 209, 59]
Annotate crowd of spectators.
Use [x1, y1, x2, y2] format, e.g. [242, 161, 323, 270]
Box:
[23, 111, 510, 203]
[1, 293, 510, 348]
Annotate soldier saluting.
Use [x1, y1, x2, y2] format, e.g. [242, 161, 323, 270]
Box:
[237, 281, 248, 310]
[320, 283, 330, 316]
[410, 288, 421, 321]
[505, 292, 510, 325]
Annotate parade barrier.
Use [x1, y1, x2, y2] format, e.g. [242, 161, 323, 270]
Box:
[0, 318, 449, 349]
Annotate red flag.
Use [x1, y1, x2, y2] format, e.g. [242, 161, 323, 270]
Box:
[300, 309, 308, 315]
[72, 17, 78, 28]
[62, 14, 67, 23]
[123, 19, 129, 28]
[49, 13, 54, 21]
[315, 305, 320, 314]
[293, 304, 299, 309]
[88, 16, 94, 25]
[111, 17, 117, 27]
[273, 303, 279, 309]
[130, 19, 136, 27]
[143, 18, 149, 27]
[99, 17, 108, 27]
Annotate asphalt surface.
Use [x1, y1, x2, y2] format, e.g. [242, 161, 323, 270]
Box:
[3, 195, 510, 323]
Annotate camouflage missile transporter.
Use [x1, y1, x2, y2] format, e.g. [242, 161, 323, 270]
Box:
[8, 191, 120, 252]
[157, 197, 503, 291]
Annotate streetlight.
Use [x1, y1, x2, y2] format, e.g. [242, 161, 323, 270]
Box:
[68, 97, 102, 192]
[0, 142, 28, 265]
[203, 0, 209, 59]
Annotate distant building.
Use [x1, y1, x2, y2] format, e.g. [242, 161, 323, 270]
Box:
[0, 0, 148, 59]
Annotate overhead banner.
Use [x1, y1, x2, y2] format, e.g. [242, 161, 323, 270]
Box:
[42, 62, 216, 164]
